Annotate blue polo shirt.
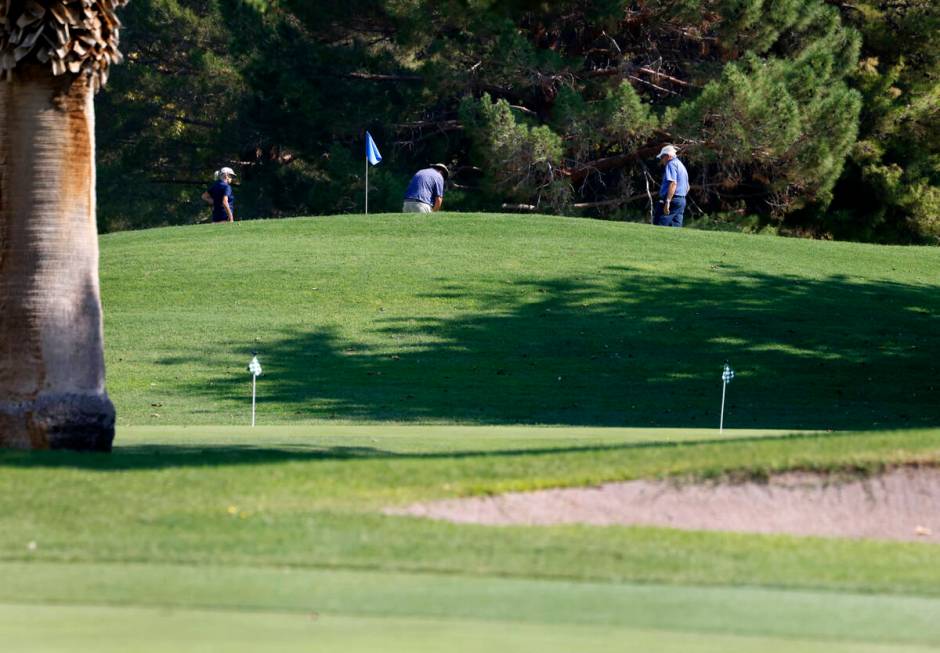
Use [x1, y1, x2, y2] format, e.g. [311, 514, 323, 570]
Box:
[208, 180, 235, 221]
[660, 158, 689, 198]
[404, 168, 445, 206]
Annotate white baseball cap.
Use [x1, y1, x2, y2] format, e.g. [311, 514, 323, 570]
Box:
[656, 145, 678, 159]
[219, 166, 237, 176]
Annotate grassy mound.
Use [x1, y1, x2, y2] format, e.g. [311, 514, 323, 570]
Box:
[101, 212, 940, 428]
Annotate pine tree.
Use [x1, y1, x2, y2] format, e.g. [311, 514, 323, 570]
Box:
[94, 0, 936, 241]
[826, 0, 939, 243]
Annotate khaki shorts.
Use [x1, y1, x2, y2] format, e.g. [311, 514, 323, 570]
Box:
[402, 200, 432, 213]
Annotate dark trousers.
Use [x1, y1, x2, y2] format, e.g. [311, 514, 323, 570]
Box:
[653, 196, 686, 227]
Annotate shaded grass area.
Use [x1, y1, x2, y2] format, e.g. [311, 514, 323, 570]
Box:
[3, 426, 936, 485]
[100, 214, 940, 428]
[2, 427, 939, 595]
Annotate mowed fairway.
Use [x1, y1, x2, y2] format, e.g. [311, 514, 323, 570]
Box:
[3, 214, 940, 651]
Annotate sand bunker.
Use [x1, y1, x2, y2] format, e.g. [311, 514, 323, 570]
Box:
[388, 467, 940, 543]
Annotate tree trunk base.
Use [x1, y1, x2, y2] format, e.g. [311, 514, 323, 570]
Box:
[0, 394, 115, 452]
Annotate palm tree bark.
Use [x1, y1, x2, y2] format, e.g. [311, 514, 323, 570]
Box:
[0, 64, 114, 451]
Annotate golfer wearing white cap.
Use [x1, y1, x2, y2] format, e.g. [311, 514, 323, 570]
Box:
[402, 163, 450, 213]
[202, 166, 237, 223]
[654, 145, 689, 227]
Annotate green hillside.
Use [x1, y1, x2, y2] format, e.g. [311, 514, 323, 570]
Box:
[100, 213, 940, 429]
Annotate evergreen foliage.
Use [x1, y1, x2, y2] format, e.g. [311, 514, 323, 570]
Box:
[825, 0, 939, 242]
[94, 0, 936, 242]
[461, 94, 568, 210]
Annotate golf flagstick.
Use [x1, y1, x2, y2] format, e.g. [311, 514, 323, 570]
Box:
[248, 353, 262, 427]
[720, 362, 734, 433]
[365, 131, 382, 214]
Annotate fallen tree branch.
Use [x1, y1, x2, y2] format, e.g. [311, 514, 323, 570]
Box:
[149, 179, 209, 186]
[160, 113, 216, 129]
[345, 71, 422, 82]
[584, 64, 691, 89]
[638, 160, 656, 222]
[628, 74, 677, 95]
[572, 199, 623, 209]
[393, 120, 461, 129]
[563, 143, 665, 183]
[636, 66, 691, 87]
[509, 104, 538, 116]
[573, 191, 654, 210]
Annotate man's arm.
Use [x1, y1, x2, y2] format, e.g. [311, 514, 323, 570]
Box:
[664, 181, 677, 211]
[663, 160, 678, 211]
[432, 175, 445, 212]
[222, 196, 234, 222]
[202, 191, 213, 205]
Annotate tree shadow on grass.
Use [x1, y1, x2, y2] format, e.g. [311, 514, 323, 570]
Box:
[178, 265, 939, 430]
[0, 430, 856, 470]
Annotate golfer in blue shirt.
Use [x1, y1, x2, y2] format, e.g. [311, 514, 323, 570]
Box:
[653, 145, 689, 227]
[202, 167, 237, 223]
[402, 164, 449, 213]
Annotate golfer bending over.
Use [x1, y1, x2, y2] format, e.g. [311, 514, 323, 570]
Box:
[402, 163, 449, 213]
[653, 145, 689, 227]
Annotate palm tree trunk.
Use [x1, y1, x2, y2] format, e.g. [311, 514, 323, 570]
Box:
[0, 65, 114, 451]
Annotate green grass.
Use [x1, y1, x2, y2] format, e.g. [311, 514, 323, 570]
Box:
[3, 426, 940, 592]
[6, 603, 935, 653]
[5, 214, 940, 650]
[3, 426, 940, 650]
[99, 213, 940, 429]
[4, 563, 940, 651]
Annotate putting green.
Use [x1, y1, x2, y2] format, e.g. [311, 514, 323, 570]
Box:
[116, 424, 812, 454]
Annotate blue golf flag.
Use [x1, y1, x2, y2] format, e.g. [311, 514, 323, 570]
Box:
[366, 131, 382, 166]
